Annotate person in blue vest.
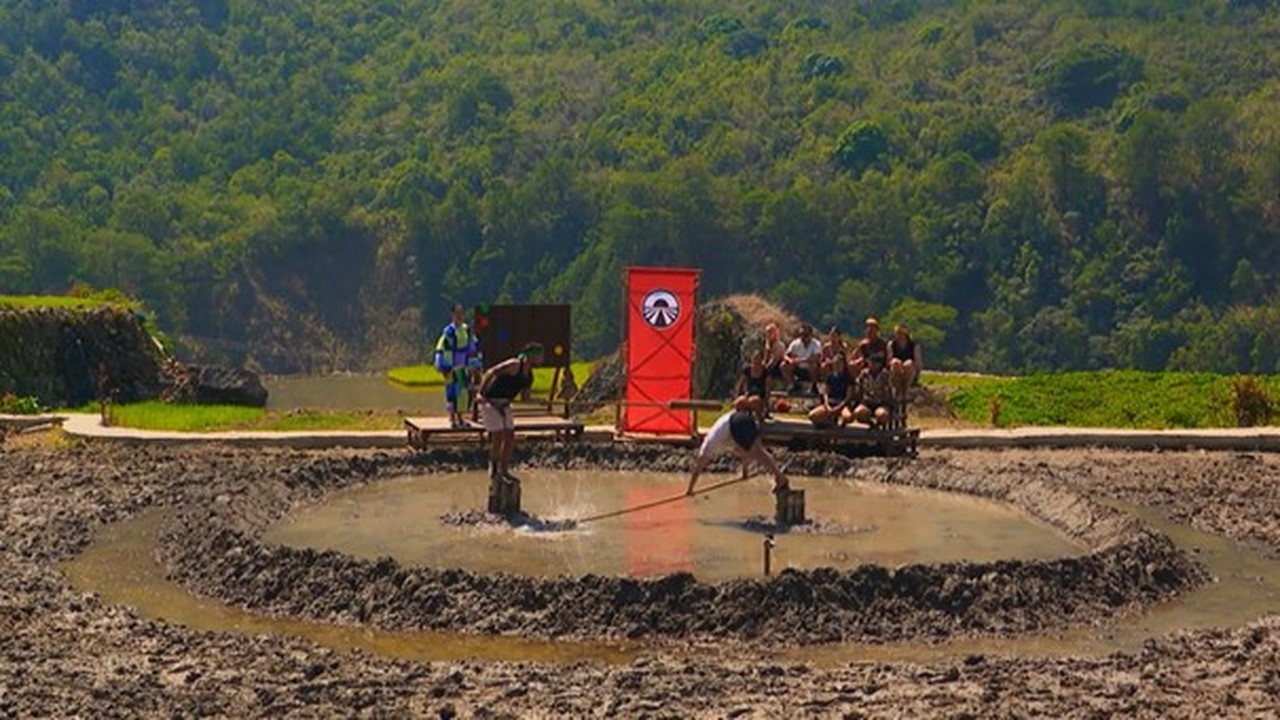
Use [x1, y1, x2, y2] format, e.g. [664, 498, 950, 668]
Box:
[434, 303, 481, 429]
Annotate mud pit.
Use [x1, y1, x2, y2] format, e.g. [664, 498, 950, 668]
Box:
[260, 470, 1082, 582]
[3, 442, 1279, 715]
[156, 446, 1203, 644]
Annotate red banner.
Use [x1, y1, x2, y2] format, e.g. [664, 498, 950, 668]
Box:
[622, 267, 698, 435]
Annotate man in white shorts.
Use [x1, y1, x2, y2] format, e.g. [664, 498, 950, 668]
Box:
[476, 342, 541, 483]
[686, 396, 789, 496]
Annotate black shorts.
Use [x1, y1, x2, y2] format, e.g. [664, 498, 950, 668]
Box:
[728, 411, 760, 450]
[794, 366, 814, 383]
[766, 361, 784, 379]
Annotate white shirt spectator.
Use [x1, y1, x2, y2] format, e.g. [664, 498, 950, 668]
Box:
[786, 337, 822, 362]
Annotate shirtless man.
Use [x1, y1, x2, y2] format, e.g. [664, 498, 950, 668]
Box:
[686, 396, 789, 496]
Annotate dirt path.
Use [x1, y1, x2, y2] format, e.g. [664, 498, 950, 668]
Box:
[2, 442, 1277, 716]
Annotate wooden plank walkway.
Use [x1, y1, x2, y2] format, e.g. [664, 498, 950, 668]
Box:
[404, 415, 585, 450]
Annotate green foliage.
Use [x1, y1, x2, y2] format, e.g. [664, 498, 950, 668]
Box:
[102, 402, 403, 432]
[942, 371, 1280, 428]
[886, 299, 958, 359]
[834, 120, 890, 176]
[1231, 375, 1273, 427]
[916, 20, 945, 44]
[699, 15, 745, 38]
[0, 0, 1278, 376]
[1033, 42, 1144, 115]
[0, 394, 43, 414]
[801, 52, 844, 79]
[0, 294, 123, 310]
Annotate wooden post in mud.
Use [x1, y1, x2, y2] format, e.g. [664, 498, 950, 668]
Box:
[488, 478, 522, 516]
[775, 488, 805, 526]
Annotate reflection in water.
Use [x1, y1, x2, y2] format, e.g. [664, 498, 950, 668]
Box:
[262, 471, 1083, 583]
[625, 485, 694, 577]
[264, 374, 443, 413]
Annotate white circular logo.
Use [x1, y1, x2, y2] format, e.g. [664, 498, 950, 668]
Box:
[642, 289, 680, 329]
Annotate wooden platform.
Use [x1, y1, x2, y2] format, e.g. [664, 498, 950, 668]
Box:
[405, 415, 584, 450]
[760, 419, 919, 456]
[759, 412, 920, 457]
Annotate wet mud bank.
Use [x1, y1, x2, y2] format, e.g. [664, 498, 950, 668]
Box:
[157, 444, 1206, 644]
[4, 443, 1279, 715]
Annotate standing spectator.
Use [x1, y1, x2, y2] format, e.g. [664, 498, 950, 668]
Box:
[889, 323, 923, 397]
[782, 323, 823, 394]
[433, 303, 481, 429]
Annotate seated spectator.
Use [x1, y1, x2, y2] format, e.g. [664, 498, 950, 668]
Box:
[808, 352, 856, 428]
[851, 317, 889, 376]
[781, 323, 823, 394]
[762, 322, 788, 383]
[820, 325, 848, 375]
[736, 350, 771, 420]
[889, 323, 923, 396]
[852, 362, 893, 427]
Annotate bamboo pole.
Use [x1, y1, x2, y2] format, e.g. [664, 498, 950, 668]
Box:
[575, 472, 756, 525]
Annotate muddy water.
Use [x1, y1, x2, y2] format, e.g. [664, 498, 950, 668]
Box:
[261, 471, 1082, 582]
[264, 375, 442, 413]
[63, 498, 1280, 666]
[789, 500, 1280, 664]
[62, 512, 635, 664]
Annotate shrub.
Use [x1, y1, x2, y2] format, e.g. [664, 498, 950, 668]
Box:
[1033, 42, 1143, 115]
[0, 394, 43, 414]
[802, 52, 844, 79]
[833, 120, 889, 176]
[1231, 375, 1273, 427]
[916, 20, 945, 44]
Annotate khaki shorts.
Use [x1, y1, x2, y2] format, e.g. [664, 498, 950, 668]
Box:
[479, 401, 515, 432]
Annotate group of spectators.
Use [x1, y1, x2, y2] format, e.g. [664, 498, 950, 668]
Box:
[736, 317, 922, 428]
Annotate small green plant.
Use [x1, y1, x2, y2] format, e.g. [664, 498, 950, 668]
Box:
[0, 394, 43, 414]
[1231, 375, 1273, 427]
[988, 395, 1002, 427]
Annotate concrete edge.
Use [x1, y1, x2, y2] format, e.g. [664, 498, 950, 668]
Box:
[53, 412, 1280, 452]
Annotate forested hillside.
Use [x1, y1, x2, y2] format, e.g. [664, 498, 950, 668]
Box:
[2, 0, 1279, 372]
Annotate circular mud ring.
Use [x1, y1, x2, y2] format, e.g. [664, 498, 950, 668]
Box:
[158, 445, 1208, 645]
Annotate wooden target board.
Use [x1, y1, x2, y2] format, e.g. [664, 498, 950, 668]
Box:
[473, 304, 572, 368]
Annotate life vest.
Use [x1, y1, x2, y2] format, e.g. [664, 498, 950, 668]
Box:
[434, 323, 473, 371]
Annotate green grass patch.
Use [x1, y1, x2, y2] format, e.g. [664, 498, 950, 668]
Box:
[388, 360, 596, 394]
[0, 294, 125, 310]
[101, 401, 402, 432]
[941, 370, 1280, 429]
[104, 402, 263, 431]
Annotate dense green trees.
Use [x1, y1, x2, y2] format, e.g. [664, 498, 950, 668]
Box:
[1, 0, 1279, 373]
